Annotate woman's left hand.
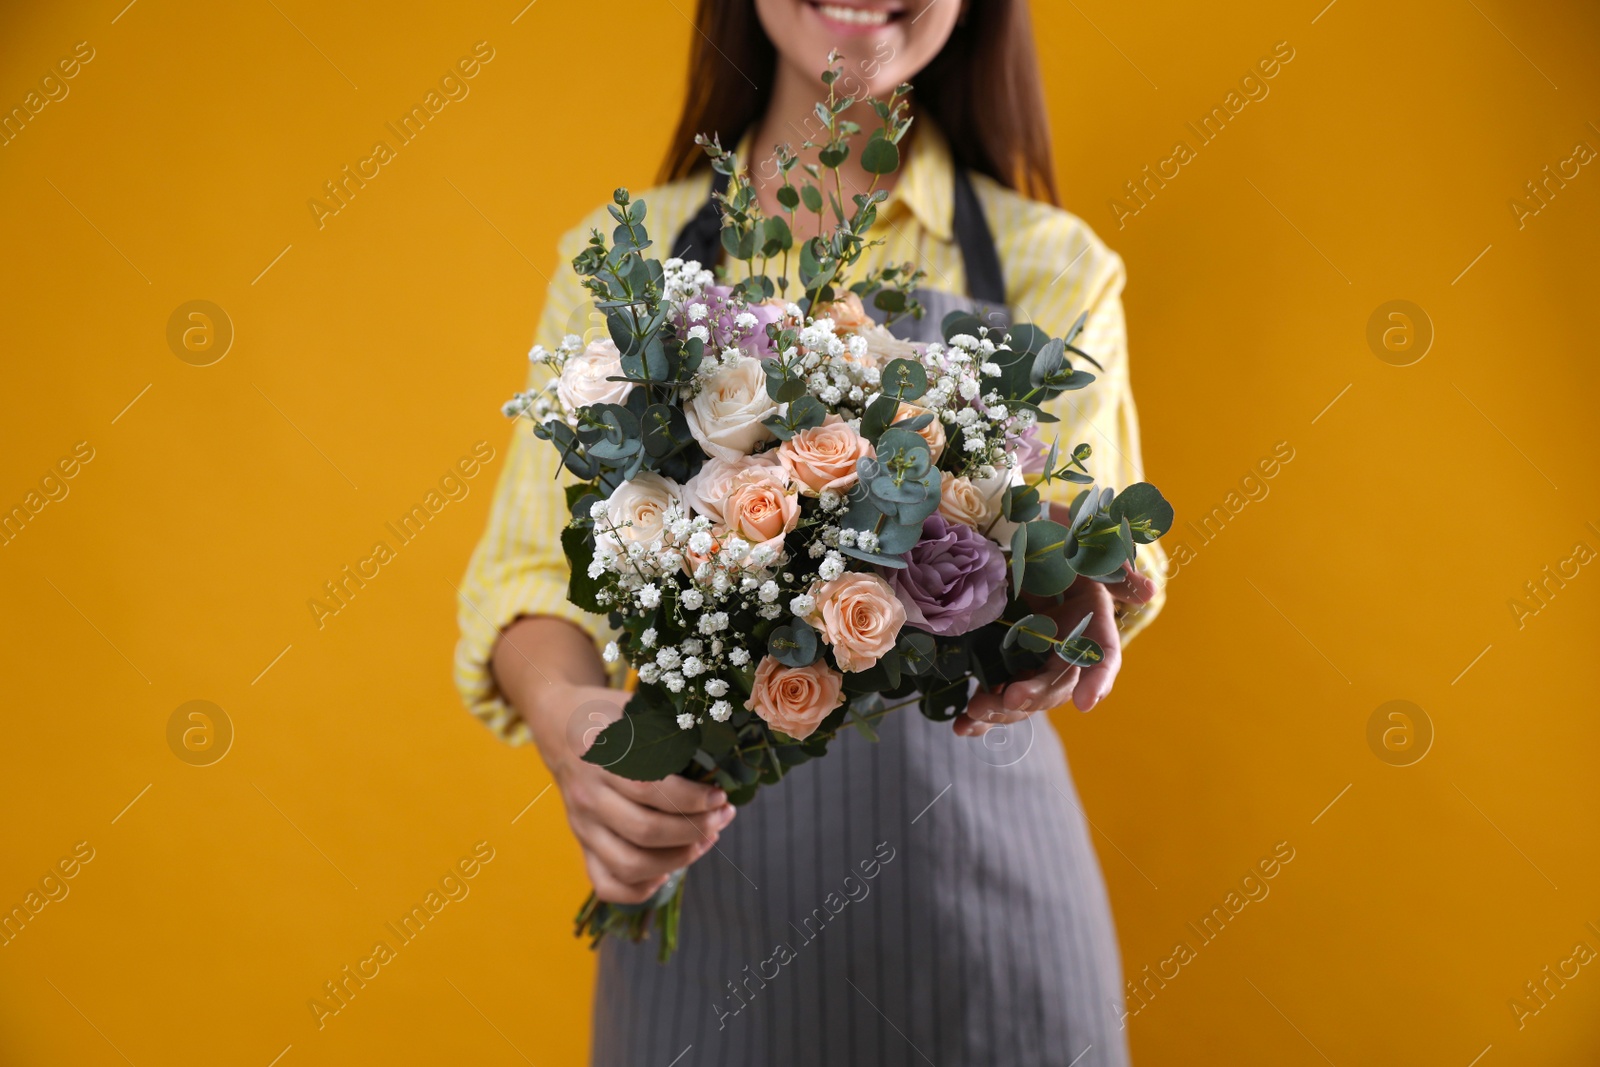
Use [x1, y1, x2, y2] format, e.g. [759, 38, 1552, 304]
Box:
[953, 562, 1157, 737]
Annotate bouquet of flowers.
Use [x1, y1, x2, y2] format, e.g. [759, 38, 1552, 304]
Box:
[504, 60, 1172, 961]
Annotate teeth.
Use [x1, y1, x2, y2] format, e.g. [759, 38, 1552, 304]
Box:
[817, 3, 890, 26]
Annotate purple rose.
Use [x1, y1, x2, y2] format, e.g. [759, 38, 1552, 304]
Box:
[1009, 423, 1050, 476]
[883, 514, 1009, 636]
[700, 285, 783, 359]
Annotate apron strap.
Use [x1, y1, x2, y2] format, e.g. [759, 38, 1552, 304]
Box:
[670, 164, 1007, 304]
[950, 167, 1006, 305]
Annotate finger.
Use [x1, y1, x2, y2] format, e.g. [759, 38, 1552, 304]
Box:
[1072, 609, 1123, 711]
[582, 820, 708, 887]
[595, 784, 736, 849]
[952, 712, 993, 737]
[582, 849, 665, 906]
[1104, 561, 1157, 605]
[965, 689, 1010, 722]
[1036, 664, 1081, 712]
[611, 774, 728, 815]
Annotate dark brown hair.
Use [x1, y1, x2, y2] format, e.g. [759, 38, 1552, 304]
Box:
[658, 0, 1060, 205]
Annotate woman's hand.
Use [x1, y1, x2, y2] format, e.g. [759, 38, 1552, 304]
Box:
[953, 562, 1157, 737]
[494, 618, 737, 904]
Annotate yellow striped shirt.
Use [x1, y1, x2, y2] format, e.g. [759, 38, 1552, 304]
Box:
[454, 123, 1167, 745]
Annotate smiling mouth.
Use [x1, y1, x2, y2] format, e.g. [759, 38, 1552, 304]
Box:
[808, 2, 901, 29]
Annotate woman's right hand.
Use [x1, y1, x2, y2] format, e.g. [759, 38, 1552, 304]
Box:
[494, 618, 737, 904]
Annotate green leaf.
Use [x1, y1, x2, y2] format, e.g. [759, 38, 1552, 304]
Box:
[801, 184, 823, 213]
[1002, 484, 1041, 522]
[561, 524, 605, 612]
[860, 134, 900, 175]
[1056, 634, 1104, 668]
[919, 677, 969, 722]
[941, 310, 984, 342]
[776, 185, 800, 210]
[897, 631, 936, 675]
[1109, 482, 1175, 543]
[859, 392, 903, 443]
[880, 358, 928, 400]
[1069, 518, 1131, 577]
[1021, 519, 1077, 595]
[847, 695, 881, 741]
[581, 688, 700, 781]
[1003, 613, 1057, 653]
[762, 215, 793, 257]
[1010, 522, 1028, 598]
[768, 618, 819, 667]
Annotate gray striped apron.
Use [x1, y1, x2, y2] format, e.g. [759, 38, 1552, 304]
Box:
[588, 169, 1131, 1067]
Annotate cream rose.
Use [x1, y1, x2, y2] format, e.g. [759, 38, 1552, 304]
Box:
[861, 324, 921, 368]
[722, 466, 799, 561]
[745, 656, 844, 740]
[557, 338, 632, 411]
[895, 401, 946, 462]
[777, 415, 874, 495]
[685, 356, 779, 461]
[810, 572, 906, 673]
[597, 471, 682, 558]
[682, 452, 779, 524]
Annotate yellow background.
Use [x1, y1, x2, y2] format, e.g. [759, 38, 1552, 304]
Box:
[2, 1, 1597, 1063]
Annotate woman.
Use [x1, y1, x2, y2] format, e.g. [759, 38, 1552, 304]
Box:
[456, 1, 1166, 1063]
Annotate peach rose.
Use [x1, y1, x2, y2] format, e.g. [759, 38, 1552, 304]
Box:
[819, 291, 871, 335]
[682, 452, 779, 524]
[557, 338, 632, 411]
[810, 572, 906, 673]
[722, 466, 799, 561]
[777, 415, 874, 495]
[895, 401, 946, 462]
[680, 525, 725, 578]
[939, 468, 1020, 544]
[745, 656, 845, 740]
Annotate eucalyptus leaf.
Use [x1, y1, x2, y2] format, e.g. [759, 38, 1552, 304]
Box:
[768, 618, 820, 667]
[1109, 482, 1175, 543]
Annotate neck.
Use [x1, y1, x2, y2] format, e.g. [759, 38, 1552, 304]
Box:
[747, 61, 904, 236]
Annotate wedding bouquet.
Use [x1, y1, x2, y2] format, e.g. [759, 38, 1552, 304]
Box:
[504, 61, 1172, 961]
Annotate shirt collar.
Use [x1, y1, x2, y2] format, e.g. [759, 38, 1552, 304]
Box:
[731, 118, 955, 242]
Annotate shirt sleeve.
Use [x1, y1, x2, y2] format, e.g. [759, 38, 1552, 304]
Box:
[453, 216, 617, 746]
[997, 199, 1169, 643]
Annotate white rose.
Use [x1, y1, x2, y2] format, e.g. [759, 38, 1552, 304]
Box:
[685, 356, 778, 461]
[557, 339, 632, 412]
[683, 452, 779, 524]
[598, 471, 682, 558]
